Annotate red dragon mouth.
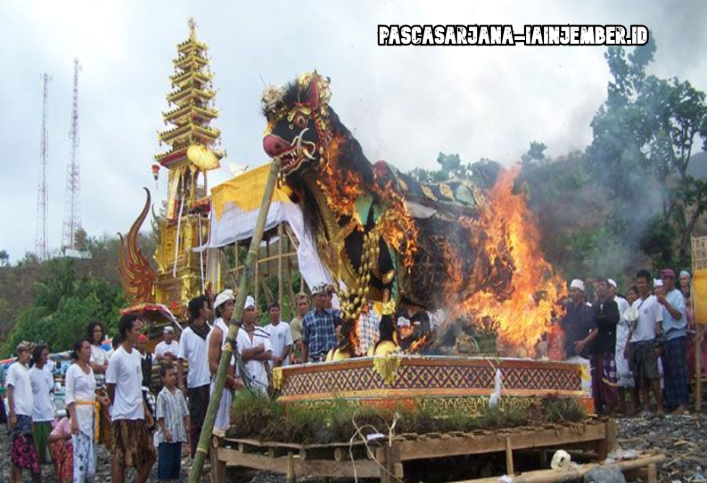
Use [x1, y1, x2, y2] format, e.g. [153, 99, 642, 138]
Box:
[278, 129, 318, 176]
[279, 147, 310, 175]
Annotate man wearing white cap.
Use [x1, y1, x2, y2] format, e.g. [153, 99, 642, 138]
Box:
[559, 279, 596, 359]
[155, 326, 180, 364]
[236, 296, 272, 393]
[208, 289, 243, 430]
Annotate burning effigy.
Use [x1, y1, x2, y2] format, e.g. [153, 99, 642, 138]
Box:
[261, 71, 566, 359]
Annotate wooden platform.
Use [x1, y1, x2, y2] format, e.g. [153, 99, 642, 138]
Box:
[208, 419, 662, 483]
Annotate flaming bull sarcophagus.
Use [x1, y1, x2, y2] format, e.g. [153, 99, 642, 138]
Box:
[261, 72, 565, 357]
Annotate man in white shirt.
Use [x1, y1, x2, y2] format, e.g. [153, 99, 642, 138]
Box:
[106, 314, 156, 483]
[264, 302, 293, 367]
[627, 270, 664, 415]
[155, 326, 180, 364]
[29, 343, 55, 464]
[238, 296, 272, 393]
[178, 295, 213, 458]
[7, 342, 41, 483]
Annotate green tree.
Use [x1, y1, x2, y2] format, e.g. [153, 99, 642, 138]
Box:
[587, 37, 707, 267]
[74, 227, 89, 252]
[520, 141, 547, 167]
[34, 259, 77, 313]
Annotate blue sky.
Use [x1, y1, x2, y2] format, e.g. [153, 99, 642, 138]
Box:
[0, 0, 705, 263]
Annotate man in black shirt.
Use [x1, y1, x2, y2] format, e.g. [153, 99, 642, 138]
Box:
[559, 279, 595, 359]
[397, 297, 431, 352]
[590, 279, 620, 415]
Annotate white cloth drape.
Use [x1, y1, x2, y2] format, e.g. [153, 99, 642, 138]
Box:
[201, 200, 333, 291]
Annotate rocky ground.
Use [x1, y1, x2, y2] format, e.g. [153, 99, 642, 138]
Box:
[616, 407, 707, 483]
[1, 409, 706, 483]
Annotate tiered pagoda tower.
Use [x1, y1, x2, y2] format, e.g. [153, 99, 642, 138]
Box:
[153, 18, 224, 307]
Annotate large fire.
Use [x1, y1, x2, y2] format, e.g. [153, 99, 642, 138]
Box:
[318, 133, 564, 357]
[450, 166, 565, 357]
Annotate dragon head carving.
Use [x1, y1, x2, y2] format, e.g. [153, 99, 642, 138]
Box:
[261, 71, 332, 179]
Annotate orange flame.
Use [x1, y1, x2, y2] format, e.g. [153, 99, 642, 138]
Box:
[409, 333, 430, 353]
[317, 135, 364, 218]
[318, 134, 418, 270]
[449, 166, 565, 357]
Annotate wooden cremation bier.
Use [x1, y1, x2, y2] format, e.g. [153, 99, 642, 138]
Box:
[188, 157, 281, 483]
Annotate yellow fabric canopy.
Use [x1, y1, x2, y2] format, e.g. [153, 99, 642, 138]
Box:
[210, 162, 292, 220]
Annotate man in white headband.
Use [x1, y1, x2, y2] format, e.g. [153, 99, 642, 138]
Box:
[208, 289, 242, 430]
[237, 296, 272, 393]
[559, 279, 595, 360]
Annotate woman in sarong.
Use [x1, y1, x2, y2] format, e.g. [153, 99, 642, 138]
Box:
[48, 416, 73, 483]
[66, 339, 109, 483]
[86, 321, 111, 447]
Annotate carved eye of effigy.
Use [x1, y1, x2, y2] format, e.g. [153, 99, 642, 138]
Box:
[295, 115, 307, 129]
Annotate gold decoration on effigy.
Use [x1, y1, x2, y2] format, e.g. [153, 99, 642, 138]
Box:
[439, 183, 455, 200]
[373, 354, 401, 385]
[421, 184, 437, 201]
[272, 367, 285, 390]
[187, 144, 220, 170]
[381, 299, 396, 316]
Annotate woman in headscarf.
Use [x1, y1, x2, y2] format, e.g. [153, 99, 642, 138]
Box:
[679, 270, 691, 298]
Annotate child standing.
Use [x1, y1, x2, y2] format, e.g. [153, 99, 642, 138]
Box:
[156, 364, 190, 483]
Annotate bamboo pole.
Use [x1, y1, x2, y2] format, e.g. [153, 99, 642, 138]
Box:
[188, 158, 281, 483]
[505, 436, 514, 475]
[255, 252, 260, 310]
[453, 454, 666, 483]
[233, 240, 239, 279]
[278, 223, 284, 313]
[229, 252, 297, 275]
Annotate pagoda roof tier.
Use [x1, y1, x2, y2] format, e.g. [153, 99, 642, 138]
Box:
[173, 52, 208, 70]
[159, 123, 221, 145]
[170, 70, 212, 88]
[177, 38, 208, 55]
[155, 145, 224, 169]
[162, 104, 219, 125]
[166, 87, 215, 105]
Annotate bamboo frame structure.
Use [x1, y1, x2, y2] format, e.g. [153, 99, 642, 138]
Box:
[188, 157, 282, 483]
[227, 234, 299, 319]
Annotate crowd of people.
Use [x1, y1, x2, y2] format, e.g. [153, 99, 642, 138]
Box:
[0, 282, 371, 483]
[2, 269, 700, 482]
[553, 268, 705, 417]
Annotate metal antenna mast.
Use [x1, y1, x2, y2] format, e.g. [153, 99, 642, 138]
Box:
[62, 58, 82, 251]
[35, 72, 51, 260]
